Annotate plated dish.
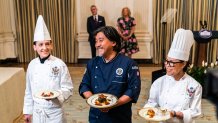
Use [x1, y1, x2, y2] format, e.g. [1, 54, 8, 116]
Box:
[35, 90, 60, 99]
[87, 93, 118, 108]
[138, 107, 171, 121]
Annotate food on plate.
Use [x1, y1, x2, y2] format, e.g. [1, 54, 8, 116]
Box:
[95, 94, 111, 106]
[147, 108, 155, 118]
[41, 91, 54, 97]
[139, 108, 171, 122]
[160, 108, 167, 115]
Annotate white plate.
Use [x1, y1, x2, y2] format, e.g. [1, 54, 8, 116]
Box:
[138, 107, 171, 122]
[87, 93, 118, 108]
[35, 90, 60, 99]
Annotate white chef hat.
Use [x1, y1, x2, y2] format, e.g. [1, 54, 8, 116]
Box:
[34, 15, 51, 42]
[167, 28, 195, 61]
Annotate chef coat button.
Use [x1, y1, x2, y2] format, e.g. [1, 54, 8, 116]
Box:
[96, 116, 98, 119]
[96, 66, 98, 68]
[95, 76, 97, 78]
[95, 86, 98, 88]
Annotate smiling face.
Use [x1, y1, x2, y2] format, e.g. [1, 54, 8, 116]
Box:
[165, 57, 186, 78]
[33, 40, 53, 58]
[95, 32, 116, 58]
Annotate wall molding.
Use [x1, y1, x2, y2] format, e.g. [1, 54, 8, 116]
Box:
[0, 33, 16, 60]
[0, 0, 17, 60]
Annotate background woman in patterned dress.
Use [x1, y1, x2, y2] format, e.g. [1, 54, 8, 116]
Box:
[117, 7, 139, 58]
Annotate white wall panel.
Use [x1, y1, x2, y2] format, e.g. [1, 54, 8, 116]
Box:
[0, 0, 153, 60]
[0, 0, 16, 60]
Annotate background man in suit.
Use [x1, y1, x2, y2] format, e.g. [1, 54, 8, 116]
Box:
[87, 5, 106, 58]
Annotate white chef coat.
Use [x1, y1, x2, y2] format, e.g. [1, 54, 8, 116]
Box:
[144, 73, 202, 123]
[23, 55, 73, 123]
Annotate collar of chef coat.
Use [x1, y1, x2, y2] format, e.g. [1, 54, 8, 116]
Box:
[166, 73, 188, 81]
[36, 55, 54, 64]
[101, 53, 119, 63]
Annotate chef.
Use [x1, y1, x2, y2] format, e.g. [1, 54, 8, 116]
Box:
[23, 15, 73, 123]
[144, 28, 202, 123]
[79, 26, 141, 123]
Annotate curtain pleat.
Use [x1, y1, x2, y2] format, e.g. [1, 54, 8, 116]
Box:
[14, 0, 76, 63]
[153, 0, 218, 64]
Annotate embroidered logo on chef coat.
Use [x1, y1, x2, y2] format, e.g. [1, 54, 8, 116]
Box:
[187, 87, 196, 98]
[52, 66, 59, 76]
[132, 66, 138, 70]
[116, 68, 123, 75]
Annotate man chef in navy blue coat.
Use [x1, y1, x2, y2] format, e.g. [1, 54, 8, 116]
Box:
[87, 5, 106, 58]
[79, 26, 141, 123]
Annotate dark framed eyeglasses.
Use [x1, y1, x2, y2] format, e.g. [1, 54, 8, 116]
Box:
[164, 59, 184, 67]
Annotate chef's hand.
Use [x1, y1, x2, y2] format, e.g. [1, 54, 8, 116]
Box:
[99, 108, 111, 112]
[99, 104, 117, 112]
[170, 111, 175, 117]
[45, 98, 54, 101]
[24, 114, 32, 123]
[45, 97, 58, 101]
[170, 110, 183, 119]
[83, 91, 93, 99]
[175, 111, 183, 119]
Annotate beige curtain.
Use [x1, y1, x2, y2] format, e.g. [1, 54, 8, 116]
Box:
[14, 0, 77, 63]
[153, 0, 218, 64]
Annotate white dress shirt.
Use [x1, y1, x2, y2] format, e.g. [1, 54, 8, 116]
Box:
[93, 15, 98, 21]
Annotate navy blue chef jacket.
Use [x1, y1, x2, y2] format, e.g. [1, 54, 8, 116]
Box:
[79, 53, 141, 123]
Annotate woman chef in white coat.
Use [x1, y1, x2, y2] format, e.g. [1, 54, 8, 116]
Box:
[144, 28, 202, 123]
[23, 15, 73, 123]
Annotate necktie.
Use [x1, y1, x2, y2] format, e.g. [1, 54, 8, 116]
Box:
[94, 16, 97, 24]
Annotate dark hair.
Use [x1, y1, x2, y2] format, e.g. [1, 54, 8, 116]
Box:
[93, 26, 122, 52]
[183, 61, 189, 72]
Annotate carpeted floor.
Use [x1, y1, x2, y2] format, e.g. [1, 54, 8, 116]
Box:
[15, 67, 218, 123]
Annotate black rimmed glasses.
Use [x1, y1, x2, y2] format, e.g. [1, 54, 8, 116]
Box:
[164, 59, 184, 67]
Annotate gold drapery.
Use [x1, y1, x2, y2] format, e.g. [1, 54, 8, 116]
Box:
[14, 0, 77, 63]
[153, 0, 218, 64]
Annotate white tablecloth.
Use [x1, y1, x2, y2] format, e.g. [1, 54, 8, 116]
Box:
[0, 67, 25, 123]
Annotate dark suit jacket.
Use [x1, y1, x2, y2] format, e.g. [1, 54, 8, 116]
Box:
[87, 15, 106, 42]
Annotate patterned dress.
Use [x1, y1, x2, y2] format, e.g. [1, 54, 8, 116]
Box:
[117, 17, 139, 55]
